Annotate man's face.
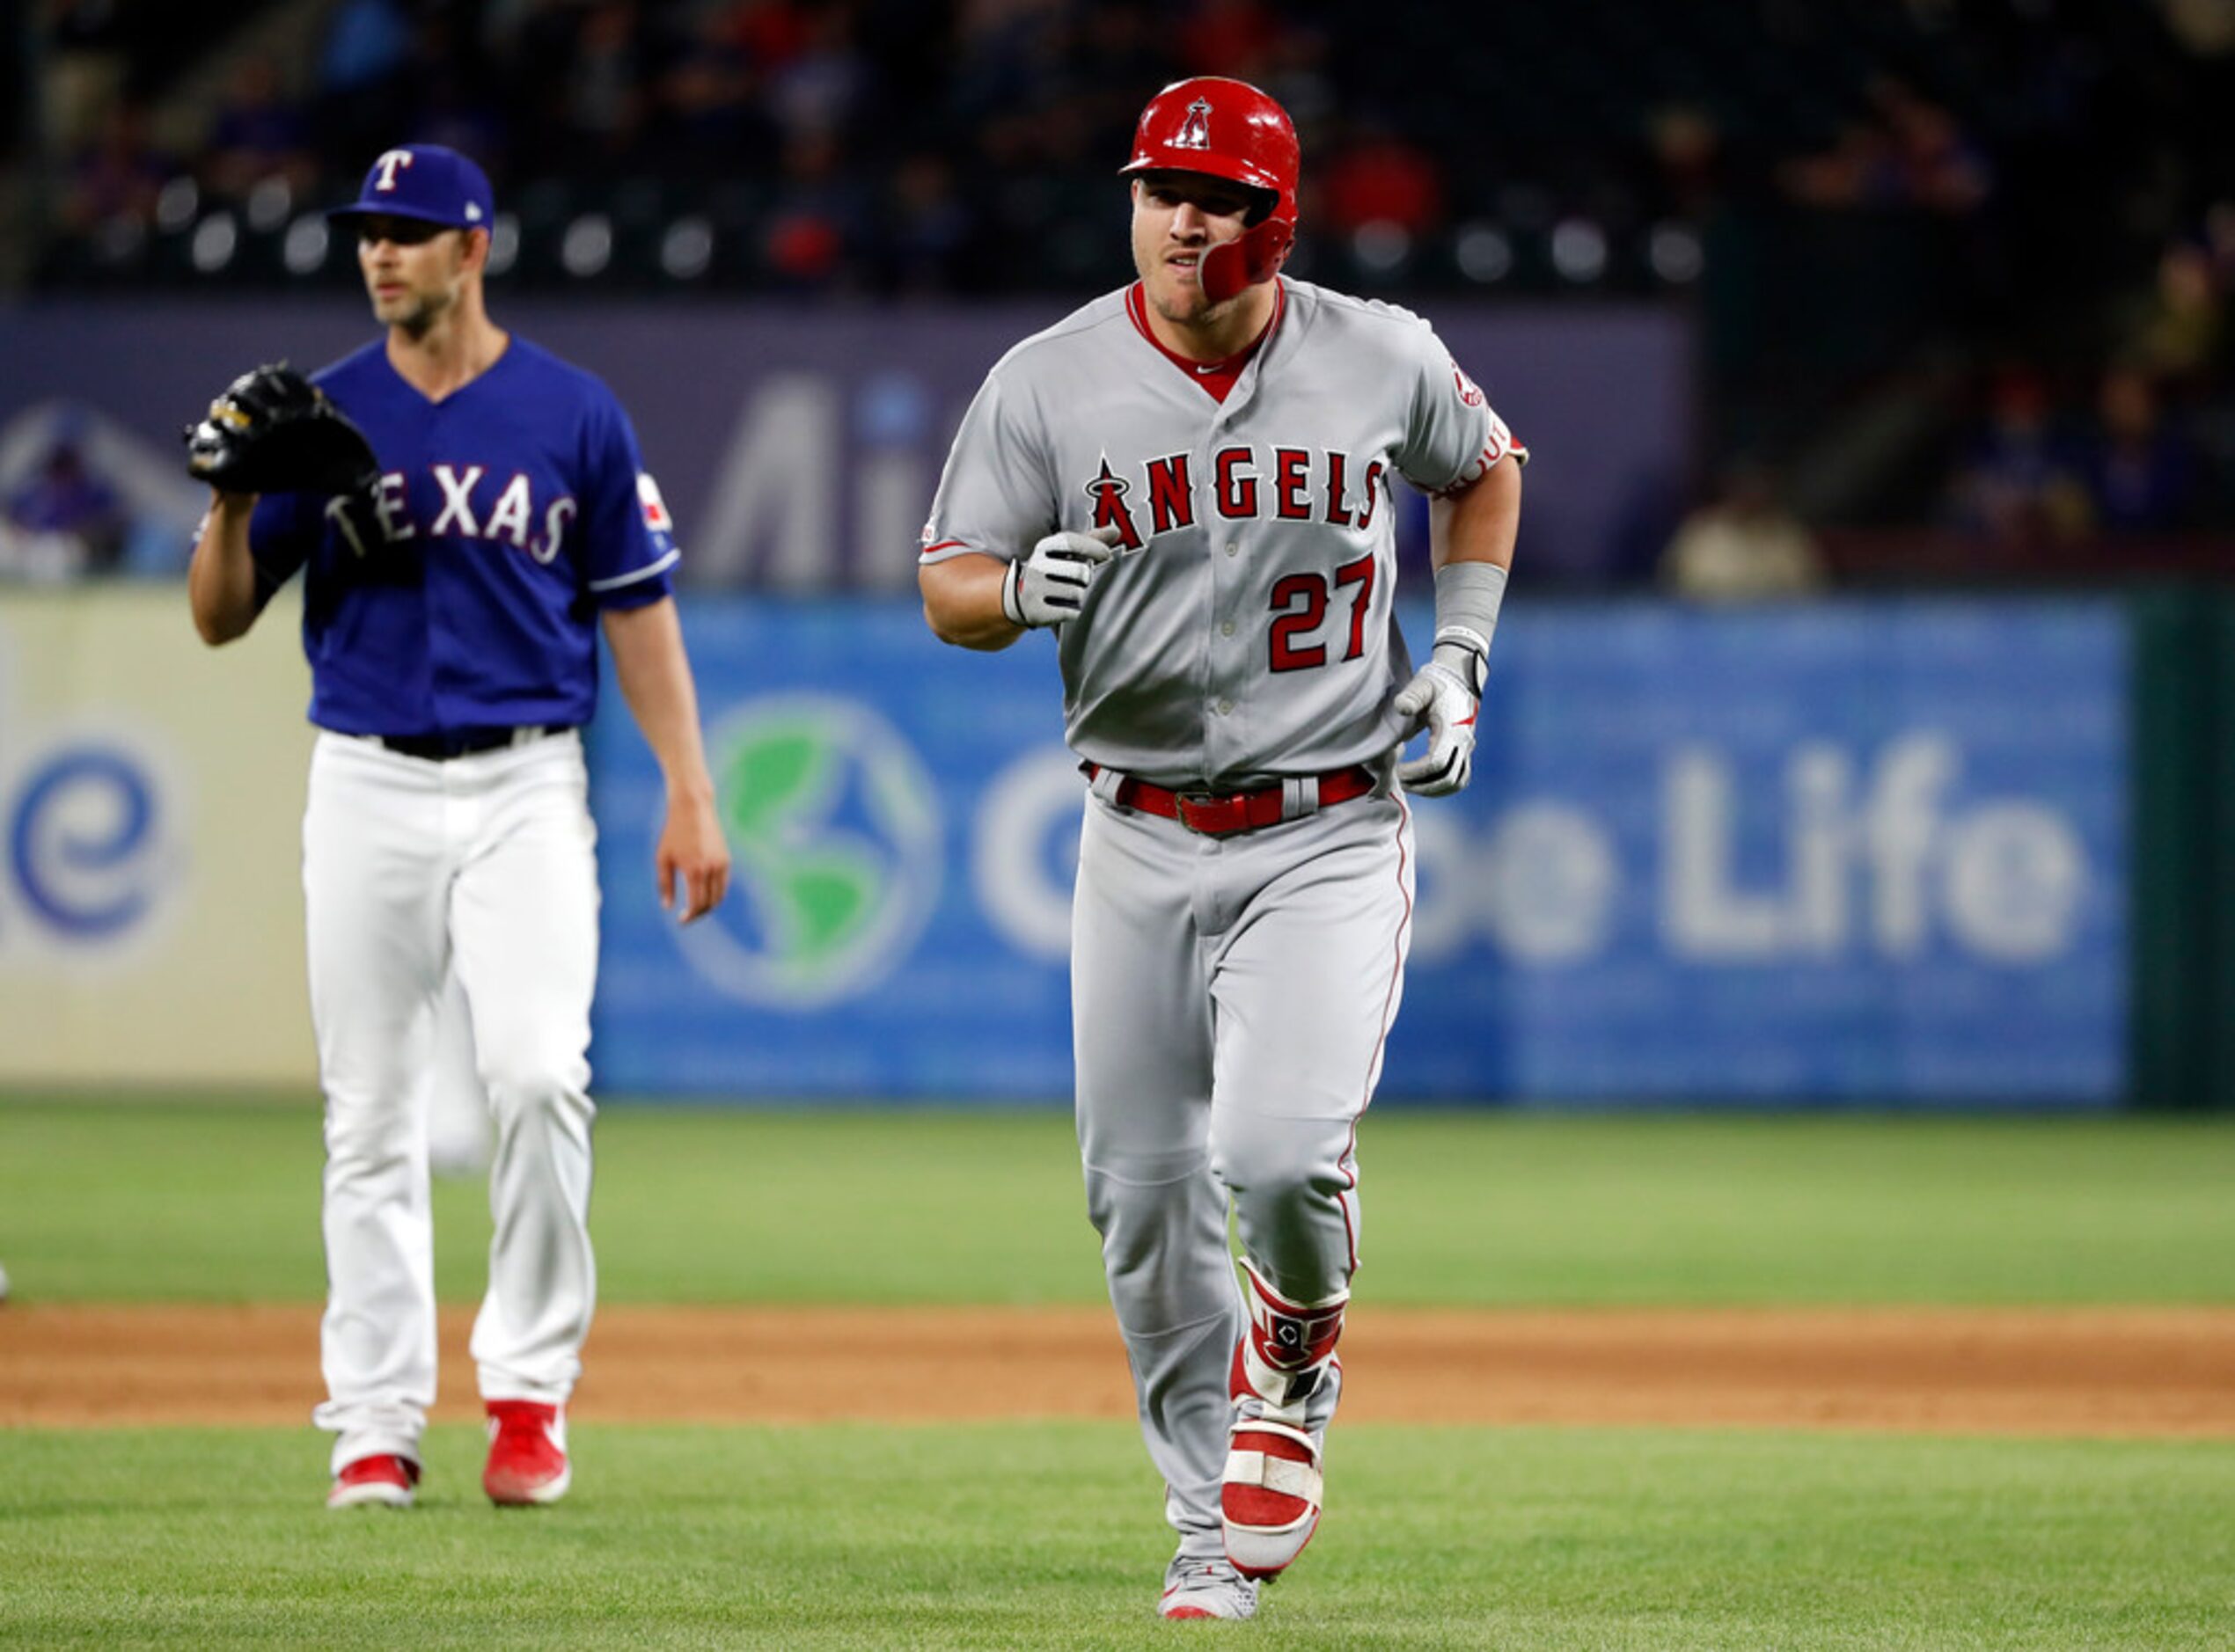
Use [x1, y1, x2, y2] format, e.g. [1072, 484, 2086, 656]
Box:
[355, 215, 476, 333]
[1131, 172, 1263, 325]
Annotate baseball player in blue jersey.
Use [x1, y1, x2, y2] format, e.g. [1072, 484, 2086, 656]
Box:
[186, 144, 731, 1511]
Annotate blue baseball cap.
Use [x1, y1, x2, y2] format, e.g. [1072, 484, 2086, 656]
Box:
[327, 144, 495, 231]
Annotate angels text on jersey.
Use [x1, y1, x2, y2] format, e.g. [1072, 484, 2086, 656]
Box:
[1081, 445, 1389, 552]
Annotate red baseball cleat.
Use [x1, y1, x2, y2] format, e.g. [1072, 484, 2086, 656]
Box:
[482, 1400, 571, 1506]
[326, 1452, 419, 1510]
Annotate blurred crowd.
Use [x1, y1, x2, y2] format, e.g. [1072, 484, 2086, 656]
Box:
[1, 423, 126, 581]
[9, 0, 2235, 584]
[1940, 231, 2229, 546]
[33, 0, 1354, 294]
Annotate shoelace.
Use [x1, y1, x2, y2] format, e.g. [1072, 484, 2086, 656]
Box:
[1167, 1558, 1252, 1591]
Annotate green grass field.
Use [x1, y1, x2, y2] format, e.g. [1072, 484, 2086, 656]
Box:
[4, 1100, 2233, 1648]
[8, 1424, 2230, 1649]
[6, 1101, 2232, 1305]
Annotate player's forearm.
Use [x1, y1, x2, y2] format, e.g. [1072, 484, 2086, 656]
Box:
[1428, 454, 1521, 572]
[1420, 456, 1521, 698]
[187, 492, 262, 646]
[601, 597, 717, 803]
[920, 552, 1027, 651]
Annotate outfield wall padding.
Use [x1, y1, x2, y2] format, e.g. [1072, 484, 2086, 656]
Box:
[8, 585, 2227, 1107]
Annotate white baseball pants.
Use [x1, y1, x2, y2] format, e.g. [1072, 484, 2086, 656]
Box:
[303, 729, 600, 1474]
[425, 967, 493, 1178]
[1071, 788, 1414, 1542]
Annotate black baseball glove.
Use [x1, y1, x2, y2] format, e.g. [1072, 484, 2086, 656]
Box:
[183, 362, 381, 501]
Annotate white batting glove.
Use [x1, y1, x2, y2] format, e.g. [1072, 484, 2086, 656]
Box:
[1001, 525, 1122, 628]
[1394, 632, 1489, 797]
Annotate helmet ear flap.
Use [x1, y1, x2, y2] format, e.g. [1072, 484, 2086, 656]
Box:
[1198, 215, 1294, 303]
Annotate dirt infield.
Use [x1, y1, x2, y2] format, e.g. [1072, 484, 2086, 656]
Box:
[5, 1305, 2233, 1436]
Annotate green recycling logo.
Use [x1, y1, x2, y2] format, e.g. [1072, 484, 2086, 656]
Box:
[678, 694, 942, 1007]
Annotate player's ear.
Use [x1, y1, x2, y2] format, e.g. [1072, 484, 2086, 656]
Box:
[458, 226, 491, 275]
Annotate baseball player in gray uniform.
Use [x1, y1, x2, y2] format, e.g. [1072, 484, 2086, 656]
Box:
[919, 79, 1525, 1621]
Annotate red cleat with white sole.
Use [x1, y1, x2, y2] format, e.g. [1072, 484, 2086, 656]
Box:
[482, 1400, 570, 1506]
[327, 1452, 419, 1509]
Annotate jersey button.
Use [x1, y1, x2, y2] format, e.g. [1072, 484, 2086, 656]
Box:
[1220, 621, 1235, 637]
[1224, 542, 1239, 556]
[1216, 698, 1234, 715]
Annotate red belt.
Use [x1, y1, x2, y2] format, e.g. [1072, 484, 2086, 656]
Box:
[1082, 763, 1377, 836]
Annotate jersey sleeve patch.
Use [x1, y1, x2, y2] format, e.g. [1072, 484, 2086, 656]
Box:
[1430, 411, 1528, 499]
[637, 471, 673, 532]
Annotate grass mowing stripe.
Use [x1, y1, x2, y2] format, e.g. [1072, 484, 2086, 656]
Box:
[2, 1422, 2230, 1649]
[1, 1103, 2231, 1305]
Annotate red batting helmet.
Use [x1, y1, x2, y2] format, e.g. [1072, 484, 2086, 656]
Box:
[1119, 77, 1299, 302]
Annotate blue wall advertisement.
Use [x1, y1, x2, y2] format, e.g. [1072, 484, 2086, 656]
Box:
[591, 598, 2128, 1107]
[0, 299, 1685, 588]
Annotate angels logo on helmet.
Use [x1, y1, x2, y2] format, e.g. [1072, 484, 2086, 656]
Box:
[1176, 98, 1213, 150]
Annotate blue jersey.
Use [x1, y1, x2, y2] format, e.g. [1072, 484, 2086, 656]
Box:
[248, 337, 678, 735]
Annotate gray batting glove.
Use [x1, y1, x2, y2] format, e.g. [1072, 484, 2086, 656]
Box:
[1001, 525, 1122, 628]
[1393, 635, 1488, 796]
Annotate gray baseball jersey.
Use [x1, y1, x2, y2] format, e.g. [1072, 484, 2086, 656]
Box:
[922, 279, 1522, 786]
